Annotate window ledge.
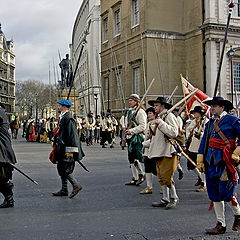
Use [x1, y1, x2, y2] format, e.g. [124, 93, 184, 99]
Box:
[131, 23, 140, 29]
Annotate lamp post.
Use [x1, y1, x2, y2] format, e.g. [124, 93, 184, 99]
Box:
[94, 93, 98, 117]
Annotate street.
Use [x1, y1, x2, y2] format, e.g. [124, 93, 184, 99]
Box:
[1, 136, 240, 240]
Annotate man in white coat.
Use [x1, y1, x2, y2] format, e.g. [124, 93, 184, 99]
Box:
[148, 97, 179, 209]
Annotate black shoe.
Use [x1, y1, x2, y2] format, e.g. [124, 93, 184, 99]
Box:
[125, 178, 137, 185]
[135, 174, 145, 186]
[0, 199, 14, 208]
[52, 189, 68, 196]
[178, 169, 184, 180]
[165, 198, 179, 209]
[195, 177, 202, 186]
[110, 145, 114, 148]
[205, 222, 226, 235]
[152, 199, 169, 207]
[102, 145, 106, 148]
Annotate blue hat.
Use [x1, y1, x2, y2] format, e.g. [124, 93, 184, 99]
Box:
[57, 99, 72, 108]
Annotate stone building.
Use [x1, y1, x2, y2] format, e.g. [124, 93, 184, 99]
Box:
[100, 0, 240, 115]
[0, 24, 15, 116]
[71, 0, 101, 117]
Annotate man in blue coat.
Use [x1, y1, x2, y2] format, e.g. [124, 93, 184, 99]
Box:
[197, 96, 240, 234]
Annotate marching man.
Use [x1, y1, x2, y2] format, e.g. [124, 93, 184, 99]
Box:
[125, 94, 147, 186]
[148, 97, 179, 209]
[198, 96, 240, 234]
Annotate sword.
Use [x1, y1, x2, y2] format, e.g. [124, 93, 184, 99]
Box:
[10, 163, 38, 185]
[76, 160, 89, 172]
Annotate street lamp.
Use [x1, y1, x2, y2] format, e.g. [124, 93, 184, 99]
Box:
[94, 94, 98, 117]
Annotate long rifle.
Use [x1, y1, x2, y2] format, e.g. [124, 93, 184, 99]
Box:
[203, 2, 235, 157]
[67, 20, 91, 100]
[10, 163, 38, 185]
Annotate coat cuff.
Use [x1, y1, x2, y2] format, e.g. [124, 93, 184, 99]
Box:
[65, 147, 79, 153]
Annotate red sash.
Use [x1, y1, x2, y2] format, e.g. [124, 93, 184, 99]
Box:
[209, 138, 237, 184]
[49, 123, 60, 164]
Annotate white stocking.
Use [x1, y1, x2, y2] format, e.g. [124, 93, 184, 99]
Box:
[213, 201, 226, 227]
[130, 164, 138, 180]
[227, 196, 240, 216]
[145, 173, 153, 189]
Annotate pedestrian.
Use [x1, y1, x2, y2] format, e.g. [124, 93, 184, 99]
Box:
[119, 109, 128, 150]
[148, 97, 179, 209]
[0, 103, 17, 208]
[94, 115, 101, 143]
[140, 107, 157, 194]
[186, 106, 207, 192]
[85, 112, 95, 146]
[102, 112, 114, 148]
[52, 99, 84, 198]
[125, 94, 146, 186]
[197, 96, 240, 234]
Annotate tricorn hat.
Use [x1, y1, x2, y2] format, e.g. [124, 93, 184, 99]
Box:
[148, 97, 172, 109]
[57, 99, 72, 108]
[203, 96, 233, 111]
[190, 106, 205, 115]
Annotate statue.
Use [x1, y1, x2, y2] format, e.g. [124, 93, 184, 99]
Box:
[59, 54, 71, 88]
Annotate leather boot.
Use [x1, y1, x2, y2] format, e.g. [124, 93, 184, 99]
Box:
[232, 215, 240, 231]
[52, 189, 68, 196]
[205, 222, 226, 235]
[69, 184, 82, 199]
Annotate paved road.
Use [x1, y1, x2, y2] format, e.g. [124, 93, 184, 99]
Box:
[1, 136, 240, 240]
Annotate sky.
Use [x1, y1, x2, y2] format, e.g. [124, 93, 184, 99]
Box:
[0, 0, 83, 83]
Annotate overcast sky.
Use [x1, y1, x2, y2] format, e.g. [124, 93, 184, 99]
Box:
[0, 0, 83, 83]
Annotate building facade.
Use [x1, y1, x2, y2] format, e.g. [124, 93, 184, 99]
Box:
[100, 0, 240, 116]
[71, 0, 101, 117]
[0, 24, 15, 116]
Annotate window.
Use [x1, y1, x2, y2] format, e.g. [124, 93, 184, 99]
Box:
[132, 0, 139, 27]
[102, 17, 108, 42]
[233, 62, 240, 91]
[133, 67, 140, 95]
[232, 1, 240, 17]
[114, 9, 121, 36]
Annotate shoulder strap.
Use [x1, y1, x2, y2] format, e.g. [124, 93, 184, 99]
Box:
[213, 116, 231, 147]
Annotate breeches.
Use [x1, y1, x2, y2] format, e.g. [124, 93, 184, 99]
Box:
[144, 156, 157, 175]
[206, 159, 237, 202]
[57, 159, 75, 177]
[154, 155, 178, 187]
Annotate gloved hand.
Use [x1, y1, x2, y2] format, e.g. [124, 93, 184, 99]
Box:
[197, 154, 205, 173]
[232, 146, 240, 163]
[65, 152, 73, 158]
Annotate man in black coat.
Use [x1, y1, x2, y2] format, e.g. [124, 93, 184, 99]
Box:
[0, 103, 16, 208]
[52, 99, 84, 198]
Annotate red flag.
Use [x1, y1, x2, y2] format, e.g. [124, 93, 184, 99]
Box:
[180, 75, 210, 114]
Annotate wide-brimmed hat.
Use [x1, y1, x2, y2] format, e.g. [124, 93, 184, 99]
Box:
[190, 106, 205, 115]
[146, 107, 155, 114]
[148, 97, 172, 109]
[128, 94, 140, 102]
[203, 96, 233, 111]
[57, 99, 72, 108]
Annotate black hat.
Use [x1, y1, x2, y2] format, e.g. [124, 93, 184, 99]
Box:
[203, 96, 233, 111]
[148, 97, 173, 109]
[146, 107, 155, 114]
[190, 106, 205, 115]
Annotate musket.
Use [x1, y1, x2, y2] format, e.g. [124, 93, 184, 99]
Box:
[203, 2, 235, 157]
[150, 88, 198, 135]
[168, 139, 196, 167]
[67, 20, 91, 100]
[167, 86, 178, 103]
[10, 163, 38, 185]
